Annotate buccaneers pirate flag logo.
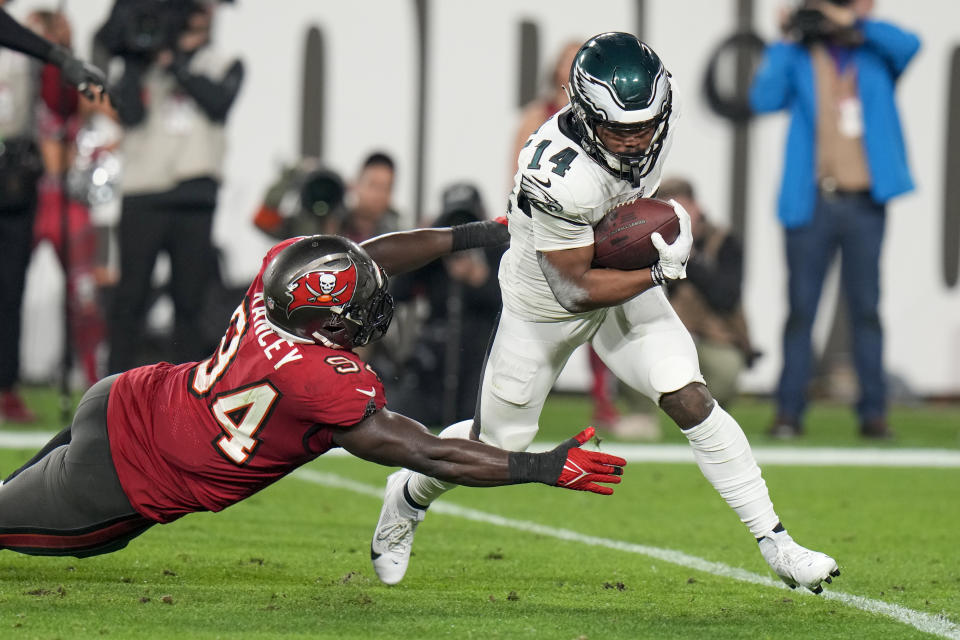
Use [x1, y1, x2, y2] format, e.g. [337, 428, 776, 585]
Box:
[284, 263, 359, 314]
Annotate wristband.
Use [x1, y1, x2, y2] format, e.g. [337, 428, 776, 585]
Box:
[507, 450, 564, 485]
[451, 220, 510, 252]
[650, 262, 666, 286]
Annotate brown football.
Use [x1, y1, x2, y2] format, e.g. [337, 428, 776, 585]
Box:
[592, 198, 680, 270]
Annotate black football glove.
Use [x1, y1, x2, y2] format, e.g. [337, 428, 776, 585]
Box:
[48, 45, 108, 102]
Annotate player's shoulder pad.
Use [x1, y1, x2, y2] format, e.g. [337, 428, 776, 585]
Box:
[306, 350, 386, 426]
[518, 113, 611, 223]
[319, 350, 381, 382]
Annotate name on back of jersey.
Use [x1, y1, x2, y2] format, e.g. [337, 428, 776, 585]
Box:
[249, 292, 304, 370]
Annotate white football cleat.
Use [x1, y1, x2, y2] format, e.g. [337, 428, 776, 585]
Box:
[370, 470, 425, 585]
[759, 530, 840, 594]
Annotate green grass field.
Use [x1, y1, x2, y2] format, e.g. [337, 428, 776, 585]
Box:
[1, 389, 959, 639]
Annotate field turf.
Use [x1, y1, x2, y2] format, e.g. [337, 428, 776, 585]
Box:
[1, 389, 958, 639]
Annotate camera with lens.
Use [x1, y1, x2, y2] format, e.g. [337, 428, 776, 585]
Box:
[784, 0, 861, 45]
[120, 0, 196, 56]
[253, 161, 347, 240]
[98, 0, 225, 58]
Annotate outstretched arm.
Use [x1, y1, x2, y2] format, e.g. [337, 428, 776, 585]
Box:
[0, 8, 107, 100]
[361, 219, 508, 277]
[331, 409, 625, 495]
[361, 229, 455, 277]
[0, 7, 55, 60]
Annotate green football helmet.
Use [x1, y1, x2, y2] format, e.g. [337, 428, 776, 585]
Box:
[567, 32, 673, 186]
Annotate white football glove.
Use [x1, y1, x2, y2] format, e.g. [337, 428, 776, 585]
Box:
[650, 198, 693, 285]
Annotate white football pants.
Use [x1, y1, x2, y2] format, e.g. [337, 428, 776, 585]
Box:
[406, 285, 779, 537]
[475, 285, 703, 450]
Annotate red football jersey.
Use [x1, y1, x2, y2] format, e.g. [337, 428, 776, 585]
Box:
[106, 238, 386, 523]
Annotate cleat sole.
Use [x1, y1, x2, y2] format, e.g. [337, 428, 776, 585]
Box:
[830, 568, 841, 578]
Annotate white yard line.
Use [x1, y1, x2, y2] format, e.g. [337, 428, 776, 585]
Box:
[526, 442, 960, 469]
[0, 431, 55, 449]
[3, 432, 959, 468]
[296, 469, 960, 640]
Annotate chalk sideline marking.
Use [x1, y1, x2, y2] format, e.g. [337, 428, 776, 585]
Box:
[524, 442, 960, 469]
[4, 431, 959, 468]
[296, 469, 960, 640]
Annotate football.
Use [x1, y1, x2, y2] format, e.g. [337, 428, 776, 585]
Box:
[592, 198, 680, 270]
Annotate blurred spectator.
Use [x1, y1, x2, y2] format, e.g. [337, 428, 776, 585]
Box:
[599, 178, 760, 440]
[100, 0, 244, 373]
[511, 40, 580, 166]
[318, 151, 401, 368]
[252, 159, 345, 240]
[0, 1, 43, 423]
[326, 151, 400, 242]
[658, 177, 759, 408]
[30, 9, 110, 386]
[385, 183, 505, 427]
[750, 0, 919, 439]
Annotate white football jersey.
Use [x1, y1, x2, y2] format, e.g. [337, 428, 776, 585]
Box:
[500, 97, 679, 321]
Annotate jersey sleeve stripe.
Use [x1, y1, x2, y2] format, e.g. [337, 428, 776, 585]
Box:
[535, 206, 591, 226]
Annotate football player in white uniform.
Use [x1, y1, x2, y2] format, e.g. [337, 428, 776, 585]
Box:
[371, 32, 839, 594]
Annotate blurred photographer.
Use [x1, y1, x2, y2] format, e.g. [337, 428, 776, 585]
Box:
[97, 0, 243, 373]
[749, 0, 919, 439]
[659, 177, 760, 408]
[0, 1, 44, 423]
[385, 183, 506, 428]
[251, 160, 346, 240]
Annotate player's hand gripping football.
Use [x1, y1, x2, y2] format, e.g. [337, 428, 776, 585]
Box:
[650, 198, 693, 284]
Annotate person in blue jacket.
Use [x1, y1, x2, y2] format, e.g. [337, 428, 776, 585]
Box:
[749, 0, 919, 439]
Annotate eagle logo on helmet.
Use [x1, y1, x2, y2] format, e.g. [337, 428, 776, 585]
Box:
[283, 263, 359, 315]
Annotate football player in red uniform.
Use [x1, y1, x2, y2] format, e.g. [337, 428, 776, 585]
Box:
[0, 222, 625, 558]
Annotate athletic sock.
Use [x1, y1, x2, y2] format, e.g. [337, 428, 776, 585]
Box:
[682, 403, 780, 538]
[404, 419, 473, 507]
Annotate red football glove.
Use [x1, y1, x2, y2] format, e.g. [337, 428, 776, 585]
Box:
[493, 215, 508, 226]
[551, 427, 625, 495]
[508, 427, 625, 494]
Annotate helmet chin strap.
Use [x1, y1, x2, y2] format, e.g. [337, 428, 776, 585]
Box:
[312, 332, 347, 350]
[628, 162, 643, 187]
